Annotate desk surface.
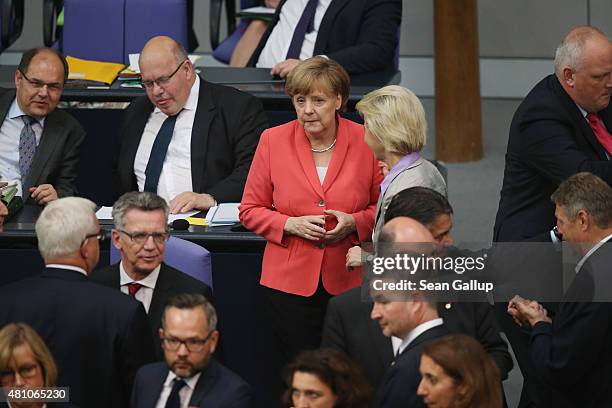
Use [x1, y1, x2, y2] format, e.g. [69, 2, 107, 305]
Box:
[0, 65, 400, 105]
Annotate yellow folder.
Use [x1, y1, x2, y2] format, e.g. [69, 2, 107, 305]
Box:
[66, 56, 125, 85]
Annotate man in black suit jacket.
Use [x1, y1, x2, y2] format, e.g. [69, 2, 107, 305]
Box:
[494, 26, 612, 243]
[248, 0, 402, 77]
[323, 187, 511, 389]
[0, 48, 85, 204]
[114, 36, 267, 213]
[90, 191, 213, 356]
[509, 173, 612, 408]
[0, 197, 155, 408]
[131, 293, 251, 408]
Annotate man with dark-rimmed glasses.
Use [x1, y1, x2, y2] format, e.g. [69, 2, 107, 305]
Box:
[90, 191, 213, 357]
[131, 293, 251, 408]
[114, 35, 268, 214]
[0, 197, 155, 408]
[0, 47, 85, 205]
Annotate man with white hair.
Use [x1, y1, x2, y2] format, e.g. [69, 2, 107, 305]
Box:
[0, 197, 155, 408]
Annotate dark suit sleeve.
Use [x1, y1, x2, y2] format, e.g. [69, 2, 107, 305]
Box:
[521, 115, 612, 185]
[224, 384, 252, 408]
[118, 303, 156, 400]
[130, 367, 144, 408]
[206, 95, 268, 203]
[324, 0, 402, 74]
[473, 303, 513, 380]
[53, 121, 86, 197]
[321, 298, 348, 351]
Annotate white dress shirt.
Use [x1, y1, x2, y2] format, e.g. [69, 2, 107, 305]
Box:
[155, 370, 201, 408]
[256, 0, 332, 68]
[392, 318, 444, 357]
[0, 99, 45, 196]
[119, 262, 161, 313]
[134, 76, 200, 203]
[46, 264, 87, 276]
[575, 233, 612, 274]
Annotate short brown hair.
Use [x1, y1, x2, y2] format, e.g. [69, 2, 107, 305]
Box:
[422, 335, 502, 408]
[0, 323, 58, 387]
[18, 47, 69, 82]
[551, 172, 612, 229]
[285, 56, 350, 111]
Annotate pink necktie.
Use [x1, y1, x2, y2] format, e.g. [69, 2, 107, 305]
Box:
[586, 113, 612, 156]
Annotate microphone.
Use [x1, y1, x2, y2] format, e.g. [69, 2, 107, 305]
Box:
[170, 219, 189, 230]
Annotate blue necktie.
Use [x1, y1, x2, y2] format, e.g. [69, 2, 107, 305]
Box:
[144, 114, 179, 193]
[164, 378, 186, 408]
[286, 0, 318, 59]
[18, 115, 38, 184]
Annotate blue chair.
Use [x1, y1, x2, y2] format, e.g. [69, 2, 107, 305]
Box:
[0, 0, 24, 53]
[110, 235, 213, 290]
[210, 0, 261, 64]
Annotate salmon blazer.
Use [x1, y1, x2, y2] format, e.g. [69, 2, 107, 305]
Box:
[240, 117, 382, 296]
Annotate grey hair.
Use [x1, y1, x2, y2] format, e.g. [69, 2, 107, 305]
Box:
[162, 293, 218, 331]
[554, 26, 607, 78]
[112, 192, 169, 230]
[35, 197, 97, 259]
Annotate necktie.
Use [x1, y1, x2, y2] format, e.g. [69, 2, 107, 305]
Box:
[127, 282, 143, 297]
[286, 0, 318, 59]
[586, 113, 612, 156]
[144, 114, 179, 193]
[18, 116, 38, 184]
[165, 378, 186, 408]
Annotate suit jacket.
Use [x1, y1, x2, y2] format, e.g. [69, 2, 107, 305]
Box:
[372, 157, 447, 242]
[494, 74, 612, 242]
[377, 324, 448, 408]
[89, 262, 213, 357]
[247, 0, 402, 75]
[529, 239, 612, 407]
[114, 77, 268, 203]
[0, 88, 85, 202]
[131, 360, 251, 408]
[239, 118, 382, 296]
[321, 287, 513, 390]
[0, 268, 156, 408]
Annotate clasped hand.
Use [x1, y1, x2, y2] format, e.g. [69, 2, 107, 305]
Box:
[284, 210, 355, 242]
[508, 295, 552, 327]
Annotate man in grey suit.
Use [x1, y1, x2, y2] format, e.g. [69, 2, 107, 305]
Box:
[0, 47, 85, 204]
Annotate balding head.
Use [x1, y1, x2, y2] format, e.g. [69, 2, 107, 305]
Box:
[555, 26, 612, 112]
[139, 36, 194, 116]
[380, 216, 435, 244]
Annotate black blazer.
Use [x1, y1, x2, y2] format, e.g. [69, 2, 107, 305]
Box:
[131, 360, 251, 408]
[90, 262, 213, 358]
[0, 268, 156, 408]
[529, 239, 612, 407]
[247, 0, 402, 74]
[494, 74, 612, 242]
[321, 287, 513, 389]
[0, 88, 85, 202]
[114, 77, 268, 203]
[377, 324, 448, 408]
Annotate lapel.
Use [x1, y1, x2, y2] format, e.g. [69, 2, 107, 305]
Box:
[551, 75, 609, 160]
[105, 263, 122, 288]
[190, 77, 216, 193]
[144, 366, 168, 408]
[314, 0, 350, 54]
[398, 324, 448, 358]
[124, 101, 154, 190]
[321, 117, 349, 192]
[294, 121, 324, 199]
[148, 263, 173, 327]
[188, 360, 220, 406]
[0, 89, 14, 123]
[25, 111, 63, 191]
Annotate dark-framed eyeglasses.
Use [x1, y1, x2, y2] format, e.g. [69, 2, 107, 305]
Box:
[18, 69, 64, 92]
[0, 363, 39, 384]
[161, 331, 214, 352]
[117, 229, 169, 245]
[141, 59, 187, 89]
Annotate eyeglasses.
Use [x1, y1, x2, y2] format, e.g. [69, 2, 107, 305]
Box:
[117, 229, 168, 245]
[0, 363, 39, 384]
[18, 69, 64, 92]
[162, 331, 214, 352]
[82, 230, 107, 246]
[141, 60, 187, 89]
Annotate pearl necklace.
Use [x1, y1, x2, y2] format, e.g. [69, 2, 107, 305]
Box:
[310, 137, 337, 153]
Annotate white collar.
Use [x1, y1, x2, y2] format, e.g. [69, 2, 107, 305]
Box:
[164, 369, 202, 390]
[8, 98, 46, 125]
[119, 261, 161, 289]
[46, 264, 88, 276]
[398, 318, 444, 355]
[153, 75, 200, 115]
[575, 233, 612, 274]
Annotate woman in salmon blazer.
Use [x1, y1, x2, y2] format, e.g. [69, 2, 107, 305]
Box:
[240, 57, 382, 372]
